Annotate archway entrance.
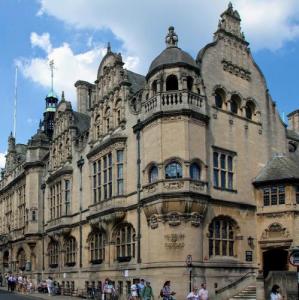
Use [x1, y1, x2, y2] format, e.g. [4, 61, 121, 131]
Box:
[263, 248, 288, 277]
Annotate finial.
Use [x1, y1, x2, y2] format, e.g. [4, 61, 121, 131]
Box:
[107, 42, 111, 53]
[228, 2, 233, 9]
[165, 26, 178, 48]
[39, 119, 43, 129]
[61, 91, 65, 101]
[49, 59, 55, 93]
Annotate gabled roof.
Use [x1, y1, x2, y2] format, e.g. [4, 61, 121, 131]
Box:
[253, 154, 299, 185]
[127, 70, 145, 94]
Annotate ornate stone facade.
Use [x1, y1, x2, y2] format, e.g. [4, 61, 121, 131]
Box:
[1, 3, 299, 300]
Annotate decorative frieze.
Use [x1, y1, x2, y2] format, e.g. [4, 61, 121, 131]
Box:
[222, 59, 251, 81]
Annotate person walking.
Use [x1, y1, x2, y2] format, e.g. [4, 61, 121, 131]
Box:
[0, 273, 3, 287]
[270, 285, 282, 300]
[186, 287, 200, 300]
[46, 276, 53, 295]
[131, 279, 139, 300]
[161, 281, 176, 300]
[198, 283, 208, 300]
[141, 281, 154, 300]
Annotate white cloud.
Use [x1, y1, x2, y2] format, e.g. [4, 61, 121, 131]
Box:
[0, 153, 6, 169]
[17, 33, 108, 105]
[31, 32, 52, 53]
[37, 0, 299, 70]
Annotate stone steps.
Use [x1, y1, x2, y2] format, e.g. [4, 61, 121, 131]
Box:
[229, 285, 256, 300]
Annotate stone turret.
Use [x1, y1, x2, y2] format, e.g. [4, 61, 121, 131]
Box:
[214, 2, 246, 43]
[288, 110, 299, 133]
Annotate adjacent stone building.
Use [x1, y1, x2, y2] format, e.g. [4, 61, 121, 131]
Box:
[1, 3, 299, 299]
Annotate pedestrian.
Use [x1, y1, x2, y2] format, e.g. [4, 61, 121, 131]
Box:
[0, 273, 3, 287]
[198, 283, 208, 300]
[186, 287, 200, 300]
[46, 276, 53, 295]
[270, 284, 282, 300]
[141, 281, 154, 300]
[103, 278, 115, 300]
[7, 274, 12, 292]
[131, 279, 139, 300]
[161, 281, 176, 300]
[138, 279, 145, 298]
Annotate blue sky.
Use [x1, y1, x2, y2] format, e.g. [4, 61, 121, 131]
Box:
[1, 0, 299, 167]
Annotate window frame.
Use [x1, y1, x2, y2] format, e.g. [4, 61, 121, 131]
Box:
[89, 230, 105, 264]
[263, 185, 285, 206]
[165, 161, 183, 179]
[115, 224, 136, 261]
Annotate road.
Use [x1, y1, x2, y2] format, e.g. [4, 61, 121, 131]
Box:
[0, 289, 37, 299]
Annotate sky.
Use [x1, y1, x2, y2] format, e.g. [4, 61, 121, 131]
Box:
[1, 0, 299, 168]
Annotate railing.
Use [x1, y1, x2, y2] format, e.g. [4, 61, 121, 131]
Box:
[215, 271, 256, 295]
[144, 91, 205, 113]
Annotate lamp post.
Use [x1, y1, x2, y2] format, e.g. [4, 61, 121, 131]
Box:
[77, 156, 84, 268]
[186, 254, 192, 292]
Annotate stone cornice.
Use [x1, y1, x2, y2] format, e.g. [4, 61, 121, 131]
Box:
[46, 166, 73, 184]
[87, 135, 127, 159]
[133, 109, 209, 133]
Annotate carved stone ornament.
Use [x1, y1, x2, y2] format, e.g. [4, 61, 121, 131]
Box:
[222, 59, 251, 81]
[163, 181, 184, 190]
[190, 213, 201, 227]
[164, 233, 185, 249]
[167, 212, 181, 226]
[261, 222, 290, 240]
[149, 215, 159, 229]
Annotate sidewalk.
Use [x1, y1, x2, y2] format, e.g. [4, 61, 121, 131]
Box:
[0, 286, 80, 300]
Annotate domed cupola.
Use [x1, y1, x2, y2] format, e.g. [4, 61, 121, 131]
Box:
[146, 26, 199, 80]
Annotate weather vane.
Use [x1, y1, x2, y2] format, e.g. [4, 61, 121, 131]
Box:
[49, 59, 55, 93]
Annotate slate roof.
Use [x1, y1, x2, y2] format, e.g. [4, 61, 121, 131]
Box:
[254, 154, 299, 184]
[287, 129, 299, 142]
[127, 70, 146, 94]
[147, 46, 199, 79]
[73, 112, 91, 135]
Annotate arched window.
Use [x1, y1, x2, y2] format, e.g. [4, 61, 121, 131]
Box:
[105, 107, 111, 132]
[214, 88, 225, 109]
[65, 237, 76, 266]
[165, 161, 182, 179]
[245, 101, 255, 120]
[152, 81, 157, 95]
[48, 241, 59, 268]
[166, 75, 178, 91]
[17, 248, 26, 271]
[115, 224, 135, 261]
[230, 94, 240, 114]
[95, 115, 101, 138]
[208, 217, 236, 257]
[149, 165, 158, 183]
[89, 231, 105, 264]
[190, 163, 201, 180]
[187, 76, 193, 91]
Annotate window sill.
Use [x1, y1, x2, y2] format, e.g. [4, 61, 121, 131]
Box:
[65, 262, 76, 267]
[117, 256, 132, 263]
[90, 259, 103, 265]
[214, 186, 237, 193]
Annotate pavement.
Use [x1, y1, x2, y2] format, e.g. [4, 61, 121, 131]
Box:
[0, 287, 81, 300]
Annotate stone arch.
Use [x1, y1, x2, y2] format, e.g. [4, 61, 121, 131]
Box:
[166, 74, 178, 91]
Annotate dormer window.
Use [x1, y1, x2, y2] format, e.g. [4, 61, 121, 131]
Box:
[263, 185, 285, 206]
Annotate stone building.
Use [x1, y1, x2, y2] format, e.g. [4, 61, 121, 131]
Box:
[0, 3, 299, 299]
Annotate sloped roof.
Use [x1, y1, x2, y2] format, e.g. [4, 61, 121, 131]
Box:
[73, 112, 90, 135]
[254, 154, 299, 184]
[287, 129, 299, 142]
[127, 70, 145, 94]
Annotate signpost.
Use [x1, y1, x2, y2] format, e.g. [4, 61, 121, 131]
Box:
[186, 255, 192, 292]
[289, 248, 299, 299]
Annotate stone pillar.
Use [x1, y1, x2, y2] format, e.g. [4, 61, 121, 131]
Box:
[256, 272, 265, 300]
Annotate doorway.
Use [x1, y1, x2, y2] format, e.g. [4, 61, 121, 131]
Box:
[263, 248, 288, 277]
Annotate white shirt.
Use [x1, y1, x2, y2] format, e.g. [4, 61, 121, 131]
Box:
[270, 292, 282, 300]
[187, 291, 200, 300]
[199, 288, 208, 300]
[131, 284, 138, 297]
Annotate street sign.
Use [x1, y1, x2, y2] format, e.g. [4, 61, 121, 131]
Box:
[289, 251, 299, 266]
